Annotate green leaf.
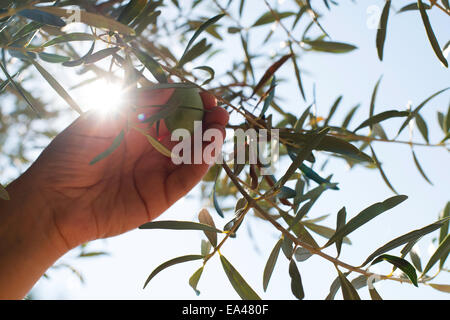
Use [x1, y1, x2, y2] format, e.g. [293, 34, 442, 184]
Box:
[439, 202, 450, 244]
[411, 149, 432, 185]
[193, 66, 215, 85]
[341, 104, 360, 129]
[178, 38, 211, 67]
[260, 76, 276, 117]
[410, 245, 423, 272]
[325, 274, 345, 300]
[337, 269, 361, 300]
[253, 11, 295, 27]
[369, 76, 383, 128]
[133, 126, 174, 158]
[189, 266, 204, 296]
[335, 207, 347, 256]
[397, 87, 449, 136]
[0, 183, 9, 200]
[181, 14, 225, 62]
[294, 105, 312, 132]
[39, 7, 135, 36]
[78, 251, 109, 258]
[198, 208, 217, 247]
[355, 110, 409, 132]
[316, 136, 373, 163]
[324, 195, 408, 248]
[220, 255, 261, 300]
[415, 113, 429, 143]
[118, 0, 146, 25]
[289, 43, 306, 101]
[38, 52, 70, 63]
[18, 9, 66, 27]
[421, 234, 450, 276]
[143, 254, 203, 288]
[132, 48, 167, 83]
[252, 53, 292, 97]
[213, 173, 224, 218]
[372, 254, 418, 286]
[417, 0, 448, 67]
[303, 222, 351, 245]
[303, 40, 357, 53]
[324, 96, 343, 127]
[294, 247, 313, 262]
[369, 287, 383, 300]
[360, 217, 448, 267]
[29, 58, 83, 114]
[397, 2, 430, 13]
[139, 220, 223, 234]
[63, 41, 96, 67]
[376, 0, 391, 61]
[277, 186, 296, 199]
[263, 239, 283, 291]
[288, 260, 305, 299]
[276, 128, 329, 188]
[281, 236, 294, 259]
[370, 145, 398, 194]
[0, 61, 37, 113]
[42, 33, 96, 47]
[84, 47, 121, 64]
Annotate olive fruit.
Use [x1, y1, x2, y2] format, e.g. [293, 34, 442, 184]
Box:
[164, 87, 204, 134]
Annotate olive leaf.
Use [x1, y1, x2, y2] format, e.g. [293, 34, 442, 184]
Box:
[337, 268, 360, 300]
[263, 238, 283, 291]
[189, 266, 204, 296]
[288, 260, 305, 299]
[143, 254, 204, 288]
[417, 0, 448, 67]
[139, 220, 223, 234]
[220, 255, 261, 300]
[372, 254, 418, 287]
[324, 195, 408, 248]
[376, 0, 391, 61]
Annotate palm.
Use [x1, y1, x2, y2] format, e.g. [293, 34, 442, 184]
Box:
[30, 90, 228, 248]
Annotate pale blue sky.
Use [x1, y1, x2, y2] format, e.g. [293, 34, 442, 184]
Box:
[28, 0, 449, 299]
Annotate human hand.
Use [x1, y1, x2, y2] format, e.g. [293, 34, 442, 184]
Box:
[28, 89, 229, 250]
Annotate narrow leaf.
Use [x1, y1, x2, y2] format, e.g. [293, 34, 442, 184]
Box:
[29, 58, 83, 114]
[417, 0, 448, 67]
[360, 217, 448, 267]
[198, 208, 217, 247]
[372, 254, 418, 286]
[376, 0, 391, 61]
[355, 110, 409, 132]
[220, 255, 261, 300]
[337, 269, 361, 300]
[289, 260, 305, 299]
[139, 220, 223, 234]
[325, 195, 408, 247]
[263, 239, 283, 291]
[421, 234, 450, 276]
[144, 255, 203, 288]
[189, 266, 204, 296]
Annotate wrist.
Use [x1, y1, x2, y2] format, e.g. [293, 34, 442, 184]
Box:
[0, 167, 69, 299]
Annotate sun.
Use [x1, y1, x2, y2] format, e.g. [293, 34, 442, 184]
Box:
[76, 79, 125, 114]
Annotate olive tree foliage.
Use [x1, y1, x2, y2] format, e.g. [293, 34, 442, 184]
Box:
[0, 0, 449, 299]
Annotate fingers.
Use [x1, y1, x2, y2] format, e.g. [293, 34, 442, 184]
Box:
[204, 106, 229, 127]
[199, 91, 217, 110]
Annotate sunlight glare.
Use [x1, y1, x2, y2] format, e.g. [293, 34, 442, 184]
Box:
[79, 80, 125, 114]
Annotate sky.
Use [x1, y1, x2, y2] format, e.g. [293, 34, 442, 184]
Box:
[24, 0, 450, 300]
